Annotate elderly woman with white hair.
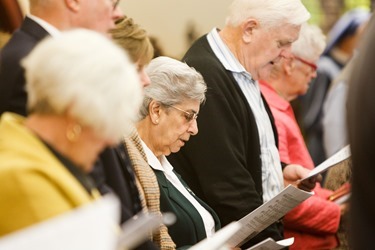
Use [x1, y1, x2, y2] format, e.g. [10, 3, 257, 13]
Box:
[136, 56, 220, 248]
[0, 29, 141, 236]
[259, 23, 342, 249]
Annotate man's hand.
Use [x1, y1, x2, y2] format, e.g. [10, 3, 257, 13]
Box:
[282, 164, 322, 191]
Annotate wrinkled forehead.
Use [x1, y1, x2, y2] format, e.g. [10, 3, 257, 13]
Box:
[271, 24, 301, 42]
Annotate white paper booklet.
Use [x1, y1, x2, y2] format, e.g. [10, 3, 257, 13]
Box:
[334, 193, 351, 205]
[301, 145, 351, 181]
[189, 222, 242, 250]
[0, 195, 120, 250]
[118, 212, 176, 250]
[245, 237, 294, 250]
[226, 185, 313, 248]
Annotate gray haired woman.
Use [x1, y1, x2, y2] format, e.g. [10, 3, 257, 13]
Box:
[136, 56, 221, 248]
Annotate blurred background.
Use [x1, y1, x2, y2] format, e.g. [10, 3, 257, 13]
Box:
[0, 0, 373, 58]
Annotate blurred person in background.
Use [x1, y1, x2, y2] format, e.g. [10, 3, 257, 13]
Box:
[0, 0, 123, 116]
[347, 14, 375, 250]
[0, 29, 142, 236]
[259, 23, 343, 250]
[295, 8, 370, 166]
[322, 16, 369, 159]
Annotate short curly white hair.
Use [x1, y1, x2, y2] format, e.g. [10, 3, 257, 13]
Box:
[22, 29, 142, 141]
[138, 56, 206, 120]
[292, 23, 326, 62]
[225, 0, 310, 28]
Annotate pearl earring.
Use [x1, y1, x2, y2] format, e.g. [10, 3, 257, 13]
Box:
[66, 124, 82, 142]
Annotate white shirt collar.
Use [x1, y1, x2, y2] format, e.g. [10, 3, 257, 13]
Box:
[27, 14, 61, 37]
[140, 139, 174, 173]
[140, 139, 216, 237]
[207, 28, 249, 76]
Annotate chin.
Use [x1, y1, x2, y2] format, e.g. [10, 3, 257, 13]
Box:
[300, 88, 308, 95]
[258, 66, 272, 80]
[80, 162, 93, 174]
[170, 147, 182, 154]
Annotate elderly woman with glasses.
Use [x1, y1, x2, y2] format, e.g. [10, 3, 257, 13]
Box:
[259, 23, 343, 250]
[0, 29, 141, 236]
[136, 56, 220, 248]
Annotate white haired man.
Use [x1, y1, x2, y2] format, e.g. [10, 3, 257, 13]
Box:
[168, 0, 318, 247]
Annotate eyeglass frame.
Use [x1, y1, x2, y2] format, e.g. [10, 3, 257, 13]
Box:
[167, 105, 198, 122]
[292, 55, 317, 72]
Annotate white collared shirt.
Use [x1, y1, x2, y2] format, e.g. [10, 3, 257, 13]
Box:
[27, 14, 61, 37]
[141, 140, 215, 238]
[207, 28, 284, 203]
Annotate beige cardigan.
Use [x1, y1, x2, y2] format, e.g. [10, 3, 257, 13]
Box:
[124, 129, 176, 250]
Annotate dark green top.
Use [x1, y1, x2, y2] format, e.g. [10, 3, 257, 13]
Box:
[153, 169, 221, 249]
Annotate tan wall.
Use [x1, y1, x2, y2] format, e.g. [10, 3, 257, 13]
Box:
[120, 0, 233, 59]
[17, 0, 29, 15]
[19, 0, 231, 58]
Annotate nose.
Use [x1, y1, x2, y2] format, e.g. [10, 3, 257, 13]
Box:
[139, 68, 151, 88]
[280, 47, 293, 59]
[310, 70, 317, 79]
[112, 5, 124, 21]
[187, 119, 199, 136]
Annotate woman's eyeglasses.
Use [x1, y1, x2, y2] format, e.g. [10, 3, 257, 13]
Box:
[169, 105, 198, 122]
[293, 55, 317, 72]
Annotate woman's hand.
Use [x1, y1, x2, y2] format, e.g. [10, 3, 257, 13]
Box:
[283, 164, 322, 191]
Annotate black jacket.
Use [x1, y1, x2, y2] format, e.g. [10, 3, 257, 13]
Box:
[168, 34, 282, 248]
[0, 17, 49, 116]
[154, 169, 220, 248]
[91, 146, 158, 250]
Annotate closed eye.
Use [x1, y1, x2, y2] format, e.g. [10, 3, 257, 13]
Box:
[277, 40, 292, 48]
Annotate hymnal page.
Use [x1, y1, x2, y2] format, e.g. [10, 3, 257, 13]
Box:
[0, 195, 120, 250]
[118, 212, 176, 249]
[301, 145, 351, 181]
[226, 185, 313, 248]
[189, 222, 242, 250]
[245, 237, 294, 250]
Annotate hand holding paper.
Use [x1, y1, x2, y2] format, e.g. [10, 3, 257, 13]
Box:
[300, 145, 351, 182]
[283, 164, 321, 191]
[225, 185, 313, 248]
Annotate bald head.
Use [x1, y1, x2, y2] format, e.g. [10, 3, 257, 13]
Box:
[29, 0, 53, 12]
[29, 0, 123, 35]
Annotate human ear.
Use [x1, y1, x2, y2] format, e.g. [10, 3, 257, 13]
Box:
[242, 18, 258, 43]
[149, 100, 161, 125]
[64, 0, 80, 12]
[284, 59, 294, 76]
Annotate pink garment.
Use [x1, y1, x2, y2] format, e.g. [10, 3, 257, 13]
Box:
[260, 81, 340, 249]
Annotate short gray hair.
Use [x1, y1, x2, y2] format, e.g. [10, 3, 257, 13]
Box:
[225, 0, 310, 28]
[22, 29, 142, 141]
[138, 56, 206, 120]
[292, 23, 326, 62]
